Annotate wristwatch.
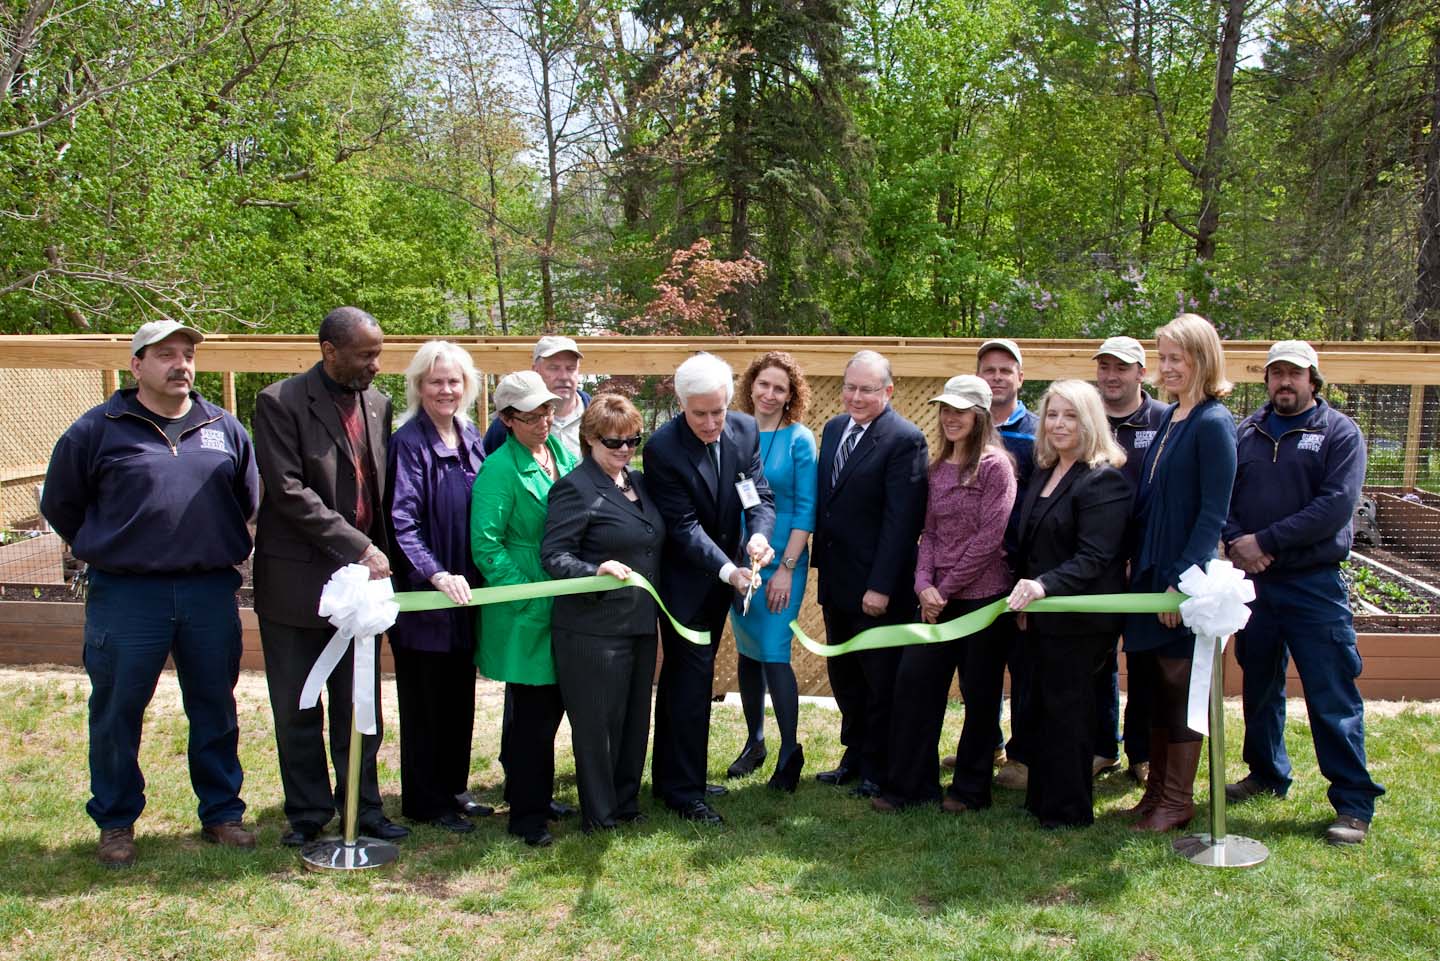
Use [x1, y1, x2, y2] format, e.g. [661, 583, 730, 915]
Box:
[782, 556, 798, 570]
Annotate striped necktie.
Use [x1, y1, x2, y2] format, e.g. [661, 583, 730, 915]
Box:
[831, 422, 862, 485]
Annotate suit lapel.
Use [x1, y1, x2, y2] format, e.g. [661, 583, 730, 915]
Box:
[832, 407, 890, 495]
[686, 428, 719, 501]
[304, 367, 348, 453]
[584, 457, 646, 518]
[1022, 462, 1084, 547]
[363, 387, 387, 487]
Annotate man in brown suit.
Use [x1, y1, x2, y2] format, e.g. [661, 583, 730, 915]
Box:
[252, 307, 409, 845]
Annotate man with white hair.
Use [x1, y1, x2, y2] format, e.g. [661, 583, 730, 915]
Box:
[484, 335, 590, 457]
[1222, 340, 1384, 845]
[812, 350, 928, 795]
[643, 352, 776, 824]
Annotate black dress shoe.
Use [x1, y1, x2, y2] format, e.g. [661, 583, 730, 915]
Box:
[849, 778, 881, 799]
[726, 741, 768, 778]
[616, 811, 648, 825]
[547, 800, 577, 820]
[705, 783, 728, 797]
[358, 817, 410, 841]
[768, 745, 805, 793]
[670, 799, 724, 825]
[280, 821, 323, 847]
[815, 764, 857, 786]
[520, 829, 553, 847]
[456, 792, 495, 818]
[428, 812, 475, 834]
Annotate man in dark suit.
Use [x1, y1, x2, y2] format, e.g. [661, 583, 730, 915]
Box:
[643, 352, 775, 824]
[812, 350, 929, 794]
[252, 307, 409, 846]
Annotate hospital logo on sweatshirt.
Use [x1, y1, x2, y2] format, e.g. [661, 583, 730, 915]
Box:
[200, 428, 229, 454]
[1297, 433, 1324, 453]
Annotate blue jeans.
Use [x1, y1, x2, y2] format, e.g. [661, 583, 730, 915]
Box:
[83, 569, 246, 829]
[1234, 569, 1384, 821]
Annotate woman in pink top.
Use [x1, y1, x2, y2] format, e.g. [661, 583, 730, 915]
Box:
[874, 375, 1016, 812]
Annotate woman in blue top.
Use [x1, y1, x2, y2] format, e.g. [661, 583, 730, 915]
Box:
[726, 352, 817, 792]
[1124, 313, 1237, 833]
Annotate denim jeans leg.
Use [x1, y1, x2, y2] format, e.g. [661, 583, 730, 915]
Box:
[1289, 623, 1385, 821]
[83, 572, 175, 829]
[171, 570, 246, 827]
[1234, 604, 1294, 793]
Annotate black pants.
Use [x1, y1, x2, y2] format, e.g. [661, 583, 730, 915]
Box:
[553, 628, 657, 830]
[884, 595, 1005, 806]
[944, 603, 1012, 809]
[392, 645, 476, 821]
[823, 606, 902, 784]
[1001, 618, 1033, 764]
[502, 681, 565, 837]
[258, 617, 384, 829]
[652, 611, 725, 807]
[1021, 630, 1113, 827]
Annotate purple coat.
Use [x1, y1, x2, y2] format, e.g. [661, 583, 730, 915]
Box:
[385, 411, 484, 653]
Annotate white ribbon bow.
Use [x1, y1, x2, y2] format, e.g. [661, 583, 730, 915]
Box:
[1177, 559, 1256, 736]
[301, 564, 399, 735]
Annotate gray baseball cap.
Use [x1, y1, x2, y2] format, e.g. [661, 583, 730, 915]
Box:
[1092, 335, 1145, 366]
[930, 374, 993, 411]
[131, 319, 204, 356]
[977, 338, 1022, 366]
[1265, 340, 1320, 375]
[533, 335, 583, 362]
[494, 370, 561, 412]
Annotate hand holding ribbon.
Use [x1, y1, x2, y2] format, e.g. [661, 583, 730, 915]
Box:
[303, 564, 399, 735]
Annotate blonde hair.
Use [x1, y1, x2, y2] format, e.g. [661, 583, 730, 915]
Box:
[1033, 380, 1127, 470]
[1153, 313, 1232, 404]
[400, 340, 481, 424]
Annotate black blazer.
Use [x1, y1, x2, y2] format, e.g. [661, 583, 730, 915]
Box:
[641, 409, 776, 628]
[542, 457, 667, 637]
[812, 406, 929, 616]
[1014, 461, 1132, 636]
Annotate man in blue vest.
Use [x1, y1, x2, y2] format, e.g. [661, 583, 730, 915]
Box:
[1222, 340, 1384, 845]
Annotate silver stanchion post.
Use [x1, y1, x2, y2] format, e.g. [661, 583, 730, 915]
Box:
[302, 707, 400, 872]
[1172, 634, 1268, 868]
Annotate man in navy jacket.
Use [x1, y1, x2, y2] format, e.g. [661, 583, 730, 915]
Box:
[643, 352, 775, 824]
[1222, 340, 1384, 846]
[42, 320, 260, 867]
[812, 350, 928, 794]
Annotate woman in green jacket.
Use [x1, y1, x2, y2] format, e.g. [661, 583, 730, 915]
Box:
[471, 370, 578, 847]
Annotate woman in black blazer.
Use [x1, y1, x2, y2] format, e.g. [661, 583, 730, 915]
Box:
[541, 395, 666, 833]
[1007, 381, 1133, 828]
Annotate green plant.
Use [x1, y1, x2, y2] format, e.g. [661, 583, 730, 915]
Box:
[1343, 561, 1430, 614]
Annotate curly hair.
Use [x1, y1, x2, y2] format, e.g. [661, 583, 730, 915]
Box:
[735, 350, 811, 426]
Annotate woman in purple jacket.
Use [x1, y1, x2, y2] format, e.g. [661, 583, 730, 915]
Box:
[386, 341, 492, 833]
[874, 375, 1016, 813]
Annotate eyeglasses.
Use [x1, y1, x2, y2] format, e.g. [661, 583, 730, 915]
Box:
[842, 382, 887, 395]
[508, 406, 556, 425]
[597, 434, 643, 450]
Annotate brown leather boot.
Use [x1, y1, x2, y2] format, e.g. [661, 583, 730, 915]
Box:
[1132, 740, 1202, 832]
[97, 826, 136, 867]
[1122, 728, 1169, 819]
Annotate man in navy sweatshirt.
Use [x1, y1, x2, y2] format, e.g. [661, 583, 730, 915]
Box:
[1222, 340, 1384, 846]
[41, 320, 261, 867]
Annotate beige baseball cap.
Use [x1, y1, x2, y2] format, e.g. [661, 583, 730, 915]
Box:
[533, 335, 583, 362]
[494, 370, 561, 412]
[1092, 335, 1145, 366]
[977, 338, 1022, 366]
[1265, 340, 1320, 375]
[930, 374, 993, 411]
[131, 319, 204, 356]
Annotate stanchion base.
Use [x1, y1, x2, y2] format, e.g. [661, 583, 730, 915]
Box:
[300, 836, 400, 872]
[1172, 832, 1269, 868]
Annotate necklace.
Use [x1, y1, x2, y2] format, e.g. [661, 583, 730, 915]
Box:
[535, 445, 554, 477]
[1146, 421, 1176, 485]
[616, 467, 632, 493]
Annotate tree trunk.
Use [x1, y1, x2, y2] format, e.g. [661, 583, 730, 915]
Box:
[1194, 0, 1246, 262]
[1411, 27, 1440, 342]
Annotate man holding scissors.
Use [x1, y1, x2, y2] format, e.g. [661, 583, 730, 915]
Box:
[643, 352, 775, 825]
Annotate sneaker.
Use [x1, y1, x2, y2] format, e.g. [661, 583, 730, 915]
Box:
[1127, 761, 1150, 786]
[1224, 775, 1286, 804]
[201, 821, 257, 849]
[98, 826, 136, 868]
[1325, 815, 1369, 846]
[994, 761, 1028, 790]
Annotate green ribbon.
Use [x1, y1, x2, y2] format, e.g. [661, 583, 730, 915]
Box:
[393, 572, 710, 645]
[789, 593, 1184, 657]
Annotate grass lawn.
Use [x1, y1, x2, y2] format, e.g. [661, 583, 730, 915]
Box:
[1, 665, 1436, 961]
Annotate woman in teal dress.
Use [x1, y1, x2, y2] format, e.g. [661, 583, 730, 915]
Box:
[726, 351, 816, 792]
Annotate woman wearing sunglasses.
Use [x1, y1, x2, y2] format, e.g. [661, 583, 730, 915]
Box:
[471, 370, 579, 846]
[541, 394, 666, 833]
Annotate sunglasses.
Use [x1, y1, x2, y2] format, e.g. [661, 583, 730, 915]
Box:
[596, 434, 643, 450]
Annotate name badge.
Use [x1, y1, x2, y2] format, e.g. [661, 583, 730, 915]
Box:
[736, 475, 761, 509]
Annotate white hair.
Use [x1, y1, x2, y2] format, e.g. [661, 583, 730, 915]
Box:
[846, 349, 893, 386]
[674, 352, 735, 404]
[400, 340, 481, 425]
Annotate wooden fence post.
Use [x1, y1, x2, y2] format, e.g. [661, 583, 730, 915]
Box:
[1404, 384, 1425, 490]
